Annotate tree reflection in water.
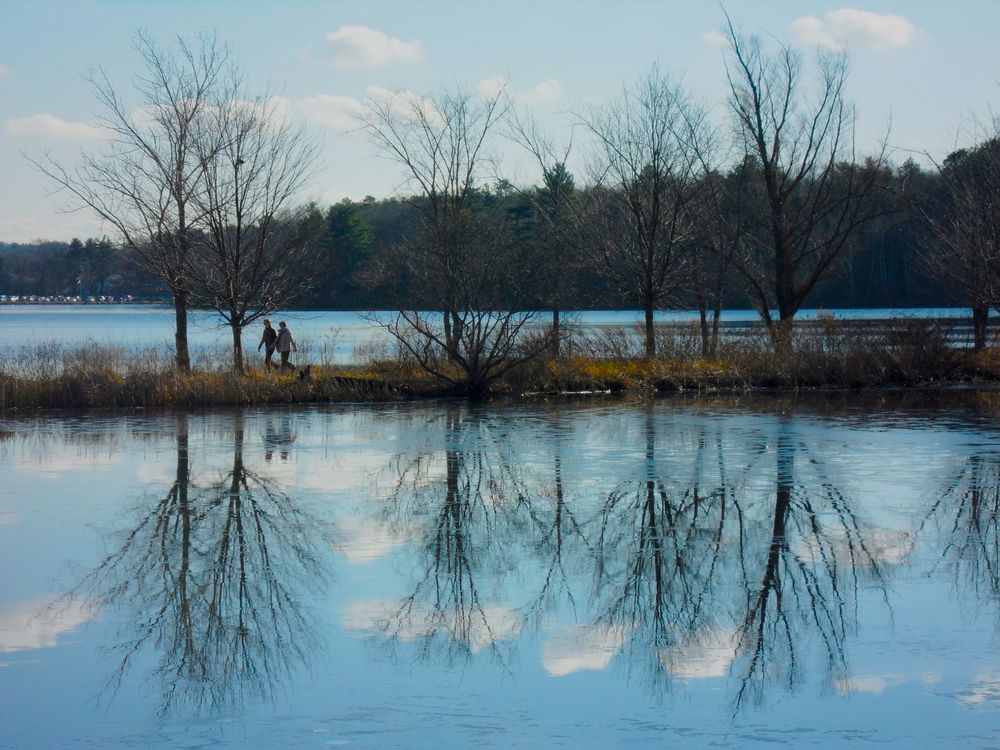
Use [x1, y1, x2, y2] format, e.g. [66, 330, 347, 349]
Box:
[370, 404, 528, 668]
[358, 404, 891, 708]
[590, 409, 759, 694]
[922, 450, 1000, 609]
[732, 421, 888, 707]
[69, 413, 327, 714]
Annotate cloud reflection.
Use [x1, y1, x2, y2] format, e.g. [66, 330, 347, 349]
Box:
[659, 628, 739, 680]
[332, 518, 413, 564]
[958, 674, 1000, 707]
[542, 624, 628, 676]
[0, 598, 96, 653]
[342, 598, 521, 654]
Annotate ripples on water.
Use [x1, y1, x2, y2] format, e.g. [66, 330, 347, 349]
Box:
[2, 392, 1000, 748]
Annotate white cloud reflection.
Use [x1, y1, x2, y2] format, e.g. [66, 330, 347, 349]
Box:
[793, 527, 913, 568]
[332, 517, 414, 564]
[12, 445, 123, 478]
[958, 674, 1000, 707]
[342, 598, 521, 653]
[542, 624, 628, 677]
[835, 675, 888, 694]
[0, 598, 97, 653]
[659, 628, 739, 680]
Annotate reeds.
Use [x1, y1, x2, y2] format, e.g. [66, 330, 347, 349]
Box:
[1, 318, 997, 409]
[0, 343, 412, 409]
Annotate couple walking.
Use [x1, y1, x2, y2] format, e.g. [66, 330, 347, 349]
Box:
[258, 319, 297, 371]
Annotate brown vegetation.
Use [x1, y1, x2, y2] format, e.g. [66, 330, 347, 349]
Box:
[1, 318, 998, 410]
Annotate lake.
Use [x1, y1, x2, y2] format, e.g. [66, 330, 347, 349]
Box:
[2, 392, 1000, 748]
[0, 305, 981, 364]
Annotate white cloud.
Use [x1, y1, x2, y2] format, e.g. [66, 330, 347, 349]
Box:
[295, 93, 367, 132]
[790, 9, 918, 52]
[542, 624, 628, 676]
[702, 31, 730, 48]
[363, 85, 443, 127]
[0, 598, 97, 653]
[521, 79, 563, 105]
[475, 76, 563, 105]
[476, 75, 508, 100]
[6, 113, 106, 141]
[0, 64, 12, 79]
[325, 25, 424, 69]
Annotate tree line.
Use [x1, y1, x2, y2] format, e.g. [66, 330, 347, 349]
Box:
[15, 19, 1000, 389]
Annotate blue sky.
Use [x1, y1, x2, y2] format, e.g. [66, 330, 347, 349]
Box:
[2, 0, 999, 242]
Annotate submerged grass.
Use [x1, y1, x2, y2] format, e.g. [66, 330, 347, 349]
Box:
[2, 318, 999, 409]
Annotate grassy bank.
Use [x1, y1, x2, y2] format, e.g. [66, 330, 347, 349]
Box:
[2, 320, 999, 409]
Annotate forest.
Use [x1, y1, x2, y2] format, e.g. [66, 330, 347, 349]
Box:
[0, 157, 963, 312]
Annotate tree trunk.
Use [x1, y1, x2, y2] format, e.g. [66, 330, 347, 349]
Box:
[443, 311, 453, 356]
[710, 298, 723, 359]
[451, 311, 464, 356]
[771, 312, 795, 357]
[173, 290, 191, 373]
[231, 323, 244, 373]
[972, 304, 989, 351]
[697, 298, 710, 358]
[644, 305, 656, 358]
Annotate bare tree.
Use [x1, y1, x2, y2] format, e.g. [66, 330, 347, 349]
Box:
[363, 87, 551, 394]
[687, 162, 753, 358]
[918, 137, 1000, 350]
[31, 32, 227, 372]
[723, 19, 890, 353]
[684, 114, 755, 358]
[505, 111, 583, 358]
[581, 67, 706, 358]
[190, 92, 321, 371]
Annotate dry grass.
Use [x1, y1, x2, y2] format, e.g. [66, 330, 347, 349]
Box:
[0, 343, 424, 409]
[2, 318, 998, 409]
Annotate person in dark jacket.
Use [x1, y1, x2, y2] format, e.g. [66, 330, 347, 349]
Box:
[258, 319, 277, 369]
[275, 320, 297, 372]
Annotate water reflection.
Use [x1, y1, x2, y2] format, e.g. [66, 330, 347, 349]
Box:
[357, 405, 527, 667]
[263, 415, 297, 462]
[10, 396, 1000, 745]
[732, 423, 889, 707]
[345, 403, 892, 707]
[68, 413, 327, 714]
[923, 449, 1000, 608]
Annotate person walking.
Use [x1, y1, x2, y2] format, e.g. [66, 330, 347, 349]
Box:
[258, 319, 277, 369]
[275, 320, 297, 372]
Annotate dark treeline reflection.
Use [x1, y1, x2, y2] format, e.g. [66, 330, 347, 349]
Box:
[68, 412, 328, 715]
[360, 403, 893, 707]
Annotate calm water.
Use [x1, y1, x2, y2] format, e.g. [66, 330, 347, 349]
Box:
[2, 393, 1000, 748]
[0, 305, 978, 364]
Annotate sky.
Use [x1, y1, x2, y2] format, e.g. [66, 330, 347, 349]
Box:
[1, 0, 999, 243]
